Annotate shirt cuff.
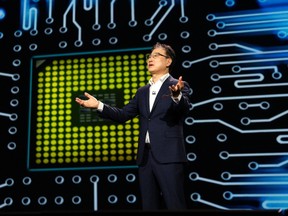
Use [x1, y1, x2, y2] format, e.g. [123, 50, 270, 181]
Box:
[172, 92, 182, 103]
[97, 101, 104, 111]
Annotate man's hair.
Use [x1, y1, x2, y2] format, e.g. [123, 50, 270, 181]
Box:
[152, 42, 176, 72]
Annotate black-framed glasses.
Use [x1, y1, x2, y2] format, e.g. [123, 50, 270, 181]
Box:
[146, 52, 169, 60]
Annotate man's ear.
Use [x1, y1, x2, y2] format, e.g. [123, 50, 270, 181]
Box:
[166, 58, 172, 67]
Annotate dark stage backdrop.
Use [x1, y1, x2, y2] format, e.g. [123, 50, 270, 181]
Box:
[0, 0, 288, 215]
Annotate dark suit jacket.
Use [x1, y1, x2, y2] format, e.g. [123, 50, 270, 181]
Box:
[98, 75, 191, 165]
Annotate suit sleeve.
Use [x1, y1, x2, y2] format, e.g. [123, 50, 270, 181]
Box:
[97, 92, 140, 123]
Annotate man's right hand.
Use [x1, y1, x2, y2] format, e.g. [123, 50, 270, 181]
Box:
[75, 92, 99, 109]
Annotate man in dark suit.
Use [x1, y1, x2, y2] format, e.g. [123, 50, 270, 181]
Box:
[75, 42, 191, 210]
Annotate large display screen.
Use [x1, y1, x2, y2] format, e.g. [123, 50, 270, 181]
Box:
[28, 48, 150, 170]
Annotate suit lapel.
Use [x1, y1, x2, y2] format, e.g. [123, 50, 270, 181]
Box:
[143, 85, 151, 115]
[150, 76, 172, 113]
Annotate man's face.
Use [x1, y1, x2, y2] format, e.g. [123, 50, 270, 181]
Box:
[146, 48, 171, 74]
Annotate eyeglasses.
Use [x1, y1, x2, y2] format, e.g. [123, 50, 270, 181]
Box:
[146, 52, 169, 60]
